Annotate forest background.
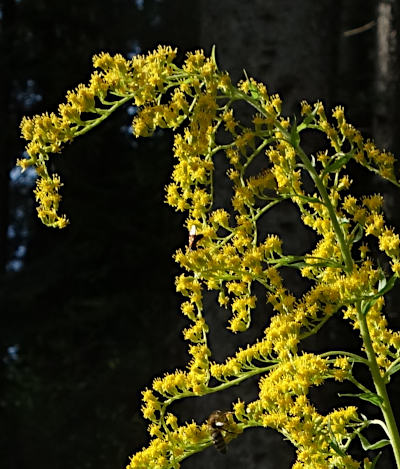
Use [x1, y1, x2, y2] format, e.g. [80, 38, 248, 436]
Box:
[1, 1, 400, 468]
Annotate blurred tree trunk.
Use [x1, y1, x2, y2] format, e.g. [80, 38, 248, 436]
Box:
[373, 0, 400, 154]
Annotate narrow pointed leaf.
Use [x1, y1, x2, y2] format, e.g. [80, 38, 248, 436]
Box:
[323, 153, 352, 174]
[338, 392, 383, 407]
[370, 452, 382, 469]
[352, 224, 364, 244]
[361, 299, 375, 317]
[386, 361, 400, 377]
[358, 432, 390, 451]
[377, 274, 396, 296]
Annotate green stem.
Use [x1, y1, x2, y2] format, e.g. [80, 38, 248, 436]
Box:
[385, 357, 400, 381]
[293, 144, 353, 272]
[235, 87, 400, 463]
[300, 314, 332, 340]
[242, 138, 270, 171]
[74, 94, 135, 137]
[318, 350, 368, 365]
[162, 363, 277, 408]
[356, 302, 400, 467]
[235, 88, 353, 272]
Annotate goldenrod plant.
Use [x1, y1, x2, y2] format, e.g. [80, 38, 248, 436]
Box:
[17, 46, 400, 468]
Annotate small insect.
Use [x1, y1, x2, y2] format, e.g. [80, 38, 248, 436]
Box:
[207, 410, 234, 454]
[188, 225, 203, 250]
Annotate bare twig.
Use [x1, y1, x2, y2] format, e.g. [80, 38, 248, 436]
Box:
[343, 20, 376, 37]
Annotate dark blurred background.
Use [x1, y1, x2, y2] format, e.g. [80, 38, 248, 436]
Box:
[1, 1, 400, 468]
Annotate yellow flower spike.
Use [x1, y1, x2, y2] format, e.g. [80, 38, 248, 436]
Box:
[264, 266, 283, 288]
[89, 71, 109, 99]
[270, 94, 282, 114]
[209, 362, 225, 381]
[391, 259, 400, 276]
[141, 402, 159, 421]
[16, 156, 36, 172]
[20, 116, 36, 141]
[332, 105, 345, 123]
[233, 399, 246, 420]
[165, 413, 178, 431]
[180, 301, 196, 321]
[263, 234, 282, 257]
[66, 84, 96, 113]
[359, 243, 369, 259]
[222, 357, 242, 376]
[182, 318, 208, 343]
[379, 227, 400, 258]
[209, 208, 230, 228]
[148, 423, 163, 439]
[362, 194, 384, 212]
[300, 100, 312, 116]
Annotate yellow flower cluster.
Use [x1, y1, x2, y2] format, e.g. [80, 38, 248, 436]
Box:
[127, 420, 210, 469]
[236, 354, 361, 468]
[18, 46, 181, 226]
[17, 45, 400, 468]
[301, 101, 397, 184]
[344, 297, 400, 373]
[258, 354, 328, 408]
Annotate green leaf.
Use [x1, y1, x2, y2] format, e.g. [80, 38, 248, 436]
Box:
[360, 299, 375, 317]
[290, 116, 300, 147]
[352, 224, 364, 244]
[211, 45, 217, 66]
[322, 153, 352, 174]
[367, 439, 391, 450]
[377, 276, 387, 291]
[369, 452, 382, 469]
[286, 259, 311, 268]
[356, 392, 384, 407]
[361, 275, 397, 314]
[358, 432, 390, 451]
[330, 439, 346, 457]
[338, 392, 383, 407]
[377, 274, 396, 296]
[360, 275, 397, 317]
[386, 361, 400, 378]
